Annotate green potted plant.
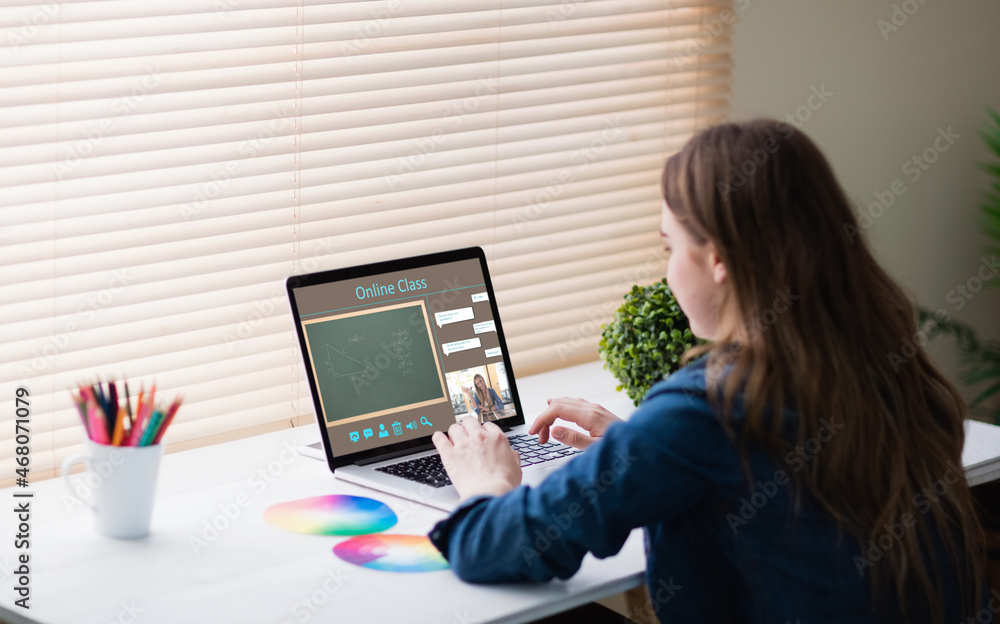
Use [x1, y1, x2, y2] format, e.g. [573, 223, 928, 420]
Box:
[598, 278, 699, 406]
[920, 107, 1000, 424]
[917, 309, 999, 424]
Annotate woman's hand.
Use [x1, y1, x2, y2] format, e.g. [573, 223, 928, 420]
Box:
[432, 417, 522, 501]
[528, 397, 624, 449]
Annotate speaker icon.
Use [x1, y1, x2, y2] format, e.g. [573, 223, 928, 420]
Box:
[405, 420, 417, 431]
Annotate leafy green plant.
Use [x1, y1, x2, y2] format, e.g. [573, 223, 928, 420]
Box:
[598, 279, 699, 406]
[982, 107, 1000, 261]
[918, 308, 1000, 424]
[920, 108, 1000, 424]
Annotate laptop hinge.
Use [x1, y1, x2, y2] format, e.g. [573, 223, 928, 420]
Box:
[354, 442, 436, 466]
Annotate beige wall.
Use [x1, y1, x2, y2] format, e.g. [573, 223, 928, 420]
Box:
[730, 0, 1000, 417]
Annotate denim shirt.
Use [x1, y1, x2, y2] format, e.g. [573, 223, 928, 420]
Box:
[428, 358, 976, 623]
[473, 388, 504, 416]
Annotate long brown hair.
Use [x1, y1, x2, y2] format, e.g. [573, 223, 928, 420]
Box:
[473, 373, 489, 406]
[662, 118, 984, 621]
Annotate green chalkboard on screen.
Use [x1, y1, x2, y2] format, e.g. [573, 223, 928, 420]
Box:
[302, 301, 447, 423]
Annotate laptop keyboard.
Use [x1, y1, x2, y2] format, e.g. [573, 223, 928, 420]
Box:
[374, 434, 581, 488]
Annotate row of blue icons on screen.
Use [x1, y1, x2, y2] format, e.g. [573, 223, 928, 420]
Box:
[348, 416, 434, 443]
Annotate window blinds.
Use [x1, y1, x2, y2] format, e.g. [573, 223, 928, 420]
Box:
[0, 0, 732, 482]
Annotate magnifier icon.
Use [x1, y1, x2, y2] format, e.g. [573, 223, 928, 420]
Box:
[420, 416, 433, 427]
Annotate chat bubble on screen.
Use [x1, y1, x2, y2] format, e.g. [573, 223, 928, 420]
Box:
[435, 307, 474, 328]
[471, 292, 489, 303]
[443, 337, 482, 356]
[484, 347, 502, 358]
[473, 320, 495, 335]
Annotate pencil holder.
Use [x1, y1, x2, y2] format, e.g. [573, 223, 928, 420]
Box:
[61, 440, 163, 539]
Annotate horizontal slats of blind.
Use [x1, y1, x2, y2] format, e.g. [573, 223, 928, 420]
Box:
[0, 0, 732, 481]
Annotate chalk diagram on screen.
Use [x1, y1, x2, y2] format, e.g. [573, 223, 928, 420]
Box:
[302, 300, 448, 425]
[322, 329, 415, 381]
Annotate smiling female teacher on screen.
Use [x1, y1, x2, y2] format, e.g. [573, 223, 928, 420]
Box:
[461, 374, 503, 422]
[428, 119, 987, 624]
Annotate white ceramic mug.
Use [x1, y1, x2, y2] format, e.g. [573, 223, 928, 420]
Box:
[62, 440, 163, 539]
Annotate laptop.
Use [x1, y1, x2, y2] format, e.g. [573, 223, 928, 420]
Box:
[286, 247, 580, 512]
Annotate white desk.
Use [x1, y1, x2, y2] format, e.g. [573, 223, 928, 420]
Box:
[3, 360, 999, 624]
[0, 361, 642, 624]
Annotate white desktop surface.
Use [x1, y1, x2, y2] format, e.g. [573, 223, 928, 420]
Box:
[3, 360, 999, 624]
[0, 361, 643, 624]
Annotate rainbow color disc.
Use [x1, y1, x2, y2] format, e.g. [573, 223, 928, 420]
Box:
[333, 534, 449, 573]
[264, 495, 397, 536]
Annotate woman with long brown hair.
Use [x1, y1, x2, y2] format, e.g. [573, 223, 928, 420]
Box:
[462, 373, 504, 421]
[428, 119, 987, 623]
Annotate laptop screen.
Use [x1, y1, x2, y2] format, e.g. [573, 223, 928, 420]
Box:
[287, 247, 524, 467]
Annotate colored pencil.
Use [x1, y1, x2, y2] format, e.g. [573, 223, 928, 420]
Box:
[73, 394, 90, 438]
[124, 380, 134, 432]
[111, 407, 125, 446]
[152, 397, 182, 445]
[87, 402, 106, 444]
[72, 380, 181, 446]
[108, 381, 118, 441]
[129, 385, 146, 446]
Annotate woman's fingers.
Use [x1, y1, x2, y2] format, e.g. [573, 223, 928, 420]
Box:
[462, 413, 486, 439]
[545, 396, 601, 407]
[528, 397, 623, 444]
[481, 420, 507, 440]
[534, 423, 548, 444]
[528, 398, 613, 435]
[436, 414, 521, 500]
[550, 426, 597, 450]
[431, 431, 454, 462]
[448, 421, 470, 446]
[528, 400, 581, 434]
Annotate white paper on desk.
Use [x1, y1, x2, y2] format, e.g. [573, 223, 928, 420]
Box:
[962, 420, 1000, 469]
